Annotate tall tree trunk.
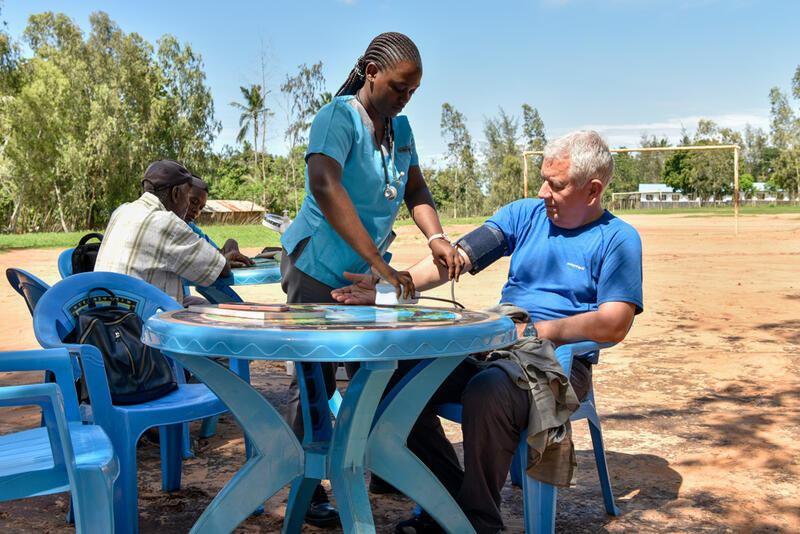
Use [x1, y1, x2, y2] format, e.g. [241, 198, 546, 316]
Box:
[8, 183, 23, 233]
[53, 183, 70, 233]
[291, 160, 298, 213]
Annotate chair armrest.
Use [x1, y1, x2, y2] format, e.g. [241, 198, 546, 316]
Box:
[61, 343, 115, 423]
[0, 348, 81, 421]
[555, 341, 616, 375]
[0, 383, 76, 471]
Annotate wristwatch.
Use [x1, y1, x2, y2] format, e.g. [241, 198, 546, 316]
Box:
[427, 233, 451, 245]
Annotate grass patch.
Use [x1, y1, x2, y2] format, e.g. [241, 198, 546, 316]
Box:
[0, 230, 97, 251]
[201, 224, 281, 248]
[0, 224, 282, 252]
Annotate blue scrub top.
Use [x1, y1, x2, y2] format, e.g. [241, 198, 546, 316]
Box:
[281, 95, 419, 288]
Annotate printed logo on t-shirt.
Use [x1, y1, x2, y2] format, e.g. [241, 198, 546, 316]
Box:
[566, 262, 585, 271]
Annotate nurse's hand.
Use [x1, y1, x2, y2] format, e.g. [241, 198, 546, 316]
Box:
[372, 261, 415, 300]
[429, 238, 464, 282]
[331, 272, 377, 304]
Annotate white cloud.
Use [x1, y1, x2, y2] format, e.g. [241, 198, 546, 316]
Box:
[555, 111, 770, 148]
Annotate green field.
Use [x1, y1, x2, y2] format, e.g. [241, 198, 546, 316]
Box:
[0, 225, 283, 251]
[1, 206, 798, 251]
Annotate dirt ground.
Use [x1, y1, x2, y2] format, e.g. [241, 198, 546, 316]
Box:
[0, 212, 798, 533]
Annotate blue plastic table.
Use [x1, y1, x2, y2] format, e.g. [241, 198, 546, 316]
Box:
[184, 257, 281, 304]
[219, 257, 281, 286]
[142, 304, 516, 534]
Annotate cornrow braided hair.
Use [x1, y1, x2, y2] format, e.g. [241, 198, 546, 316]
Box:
[335, 32, 422, 96]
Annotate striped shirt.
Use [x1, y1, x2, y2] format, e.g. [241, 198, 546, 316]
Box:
[95, 193, 226, 304]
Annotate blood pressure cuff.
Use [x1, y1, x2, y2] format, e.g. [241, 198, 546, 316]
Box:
[456, 224, 509, 275]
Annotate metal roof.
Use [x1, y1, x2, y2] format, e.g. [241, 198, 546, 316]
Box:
[202, 199, 265, 213]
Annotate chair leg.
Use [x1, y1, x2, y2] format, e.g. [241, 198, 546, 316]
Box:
[524, 477, 557, 534]
[199, 414, 220, 438]
[160, 424, 183, 492]
[72, 467, 116, 534]
[587, 417, 621, 515]
[182, 422, 193, 459]
[113, 444, 139, 534]
[510, 447, 524, 487]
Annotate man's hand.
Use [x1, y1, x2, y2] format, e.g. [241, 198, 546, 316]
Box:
[429, 238, 464, 282]
[220, 238, 254, 268]
[223, 249, 252, 268]
[331, 272, 378, 304]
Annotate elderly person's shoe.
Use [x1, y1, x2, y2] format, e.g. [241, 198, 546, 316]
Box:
[305, 484, 340, 528]
[395, 512, 445, 534]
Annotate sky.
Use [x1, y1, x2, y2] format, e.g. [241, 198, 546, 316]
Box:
[3, 0, 799, 166]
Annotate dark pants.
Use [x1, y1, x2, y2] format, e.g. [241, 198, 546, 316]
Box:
[280, 241, 359, 439]
[280, 242, 339, 439]
[400, 356, 592, 534]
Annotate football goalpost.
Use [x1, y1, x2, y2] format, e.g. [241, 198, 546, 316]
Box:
[522, 145, 742, 234]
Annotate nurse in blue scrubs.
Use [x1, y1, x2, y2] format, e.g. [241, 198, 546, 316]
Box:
[279, 32, 462, 527]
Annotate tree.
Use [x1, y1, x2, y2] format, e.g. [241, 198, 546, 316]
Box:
[768, 69, 800, 194]
[637, 134, 669, 184]
[484, 108, 522, 208]
[440, 103, 478, 217]
[521, 104, 546, 196]
[1, 10, 220, 232]
[609, 150, 639, 194]
[281, 61, 327, 212]
[230, 84, 270, 205]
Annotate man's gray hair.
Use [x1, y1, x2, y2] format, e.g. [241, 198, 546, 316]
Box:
[543, 130, 614, 189]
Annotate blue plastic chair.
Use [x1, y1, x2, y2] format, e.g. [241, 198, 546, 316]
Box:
[6, 267, 51, 315]
[57, 248, 74, 278]
[434, 340, 621, 533]
[32, 271, 237, 534]
[0, 348, 118, 533]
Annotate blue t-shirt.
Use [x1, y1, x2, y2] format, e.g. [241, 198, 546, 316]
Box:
[486, 199, 643, 325]
[281, 95, 419, 288]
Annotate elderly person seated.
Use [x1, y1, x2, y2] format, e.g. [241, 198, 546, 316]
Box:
[95, 159, 248, 306]
[333, 130, 644, 534]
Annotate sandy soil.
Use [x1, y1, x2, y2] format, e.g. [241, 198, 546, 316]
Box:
[0, 212, 798, 533]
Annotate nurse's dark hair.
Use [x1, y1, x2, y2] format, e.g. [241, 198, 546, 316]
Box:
[335, 32, 422, 96]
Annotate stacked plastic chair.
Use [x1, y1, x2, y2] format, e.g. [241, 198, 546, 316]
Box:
[0, 348, 118, 533]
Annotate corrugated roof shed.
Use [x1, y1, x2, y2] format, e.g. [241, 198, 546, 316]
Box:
[202, 199, 265, 213]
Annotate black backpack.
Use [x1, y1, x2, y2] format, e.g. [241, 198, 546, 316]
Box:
[74, 287, 177, 405]
[71, 233, 103, 274]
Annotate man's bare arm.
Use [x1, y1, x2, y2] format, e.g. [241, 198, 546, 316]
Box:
[407, 246, 473, 291]
[533, 301, 636, 347]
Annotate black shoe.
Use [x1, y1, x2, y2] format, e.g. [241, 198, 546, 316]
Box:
[305, 484, 340, 528]
[395, 512, 445, 534]
[369, 474, 402, 495]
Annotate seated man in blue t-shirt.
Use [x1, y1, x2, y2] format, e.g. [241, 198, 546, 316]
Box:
[332, 130, 643, 534]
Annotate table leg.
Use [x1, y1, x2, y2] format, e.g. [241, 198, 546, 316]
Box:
[328, 361, 395, 534]
[366, 356, 476, 534]
[164, 351, 304, 534]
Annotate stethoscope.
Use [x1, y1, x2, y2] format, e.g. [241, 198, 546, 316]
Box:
[356, 93, 404, 200]
[379, 118, 404, 200]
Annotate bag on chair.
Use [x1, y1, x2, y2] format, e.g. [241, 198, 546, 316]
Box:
[74, 287, 177, 405]
[71, 233, 103, 274]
